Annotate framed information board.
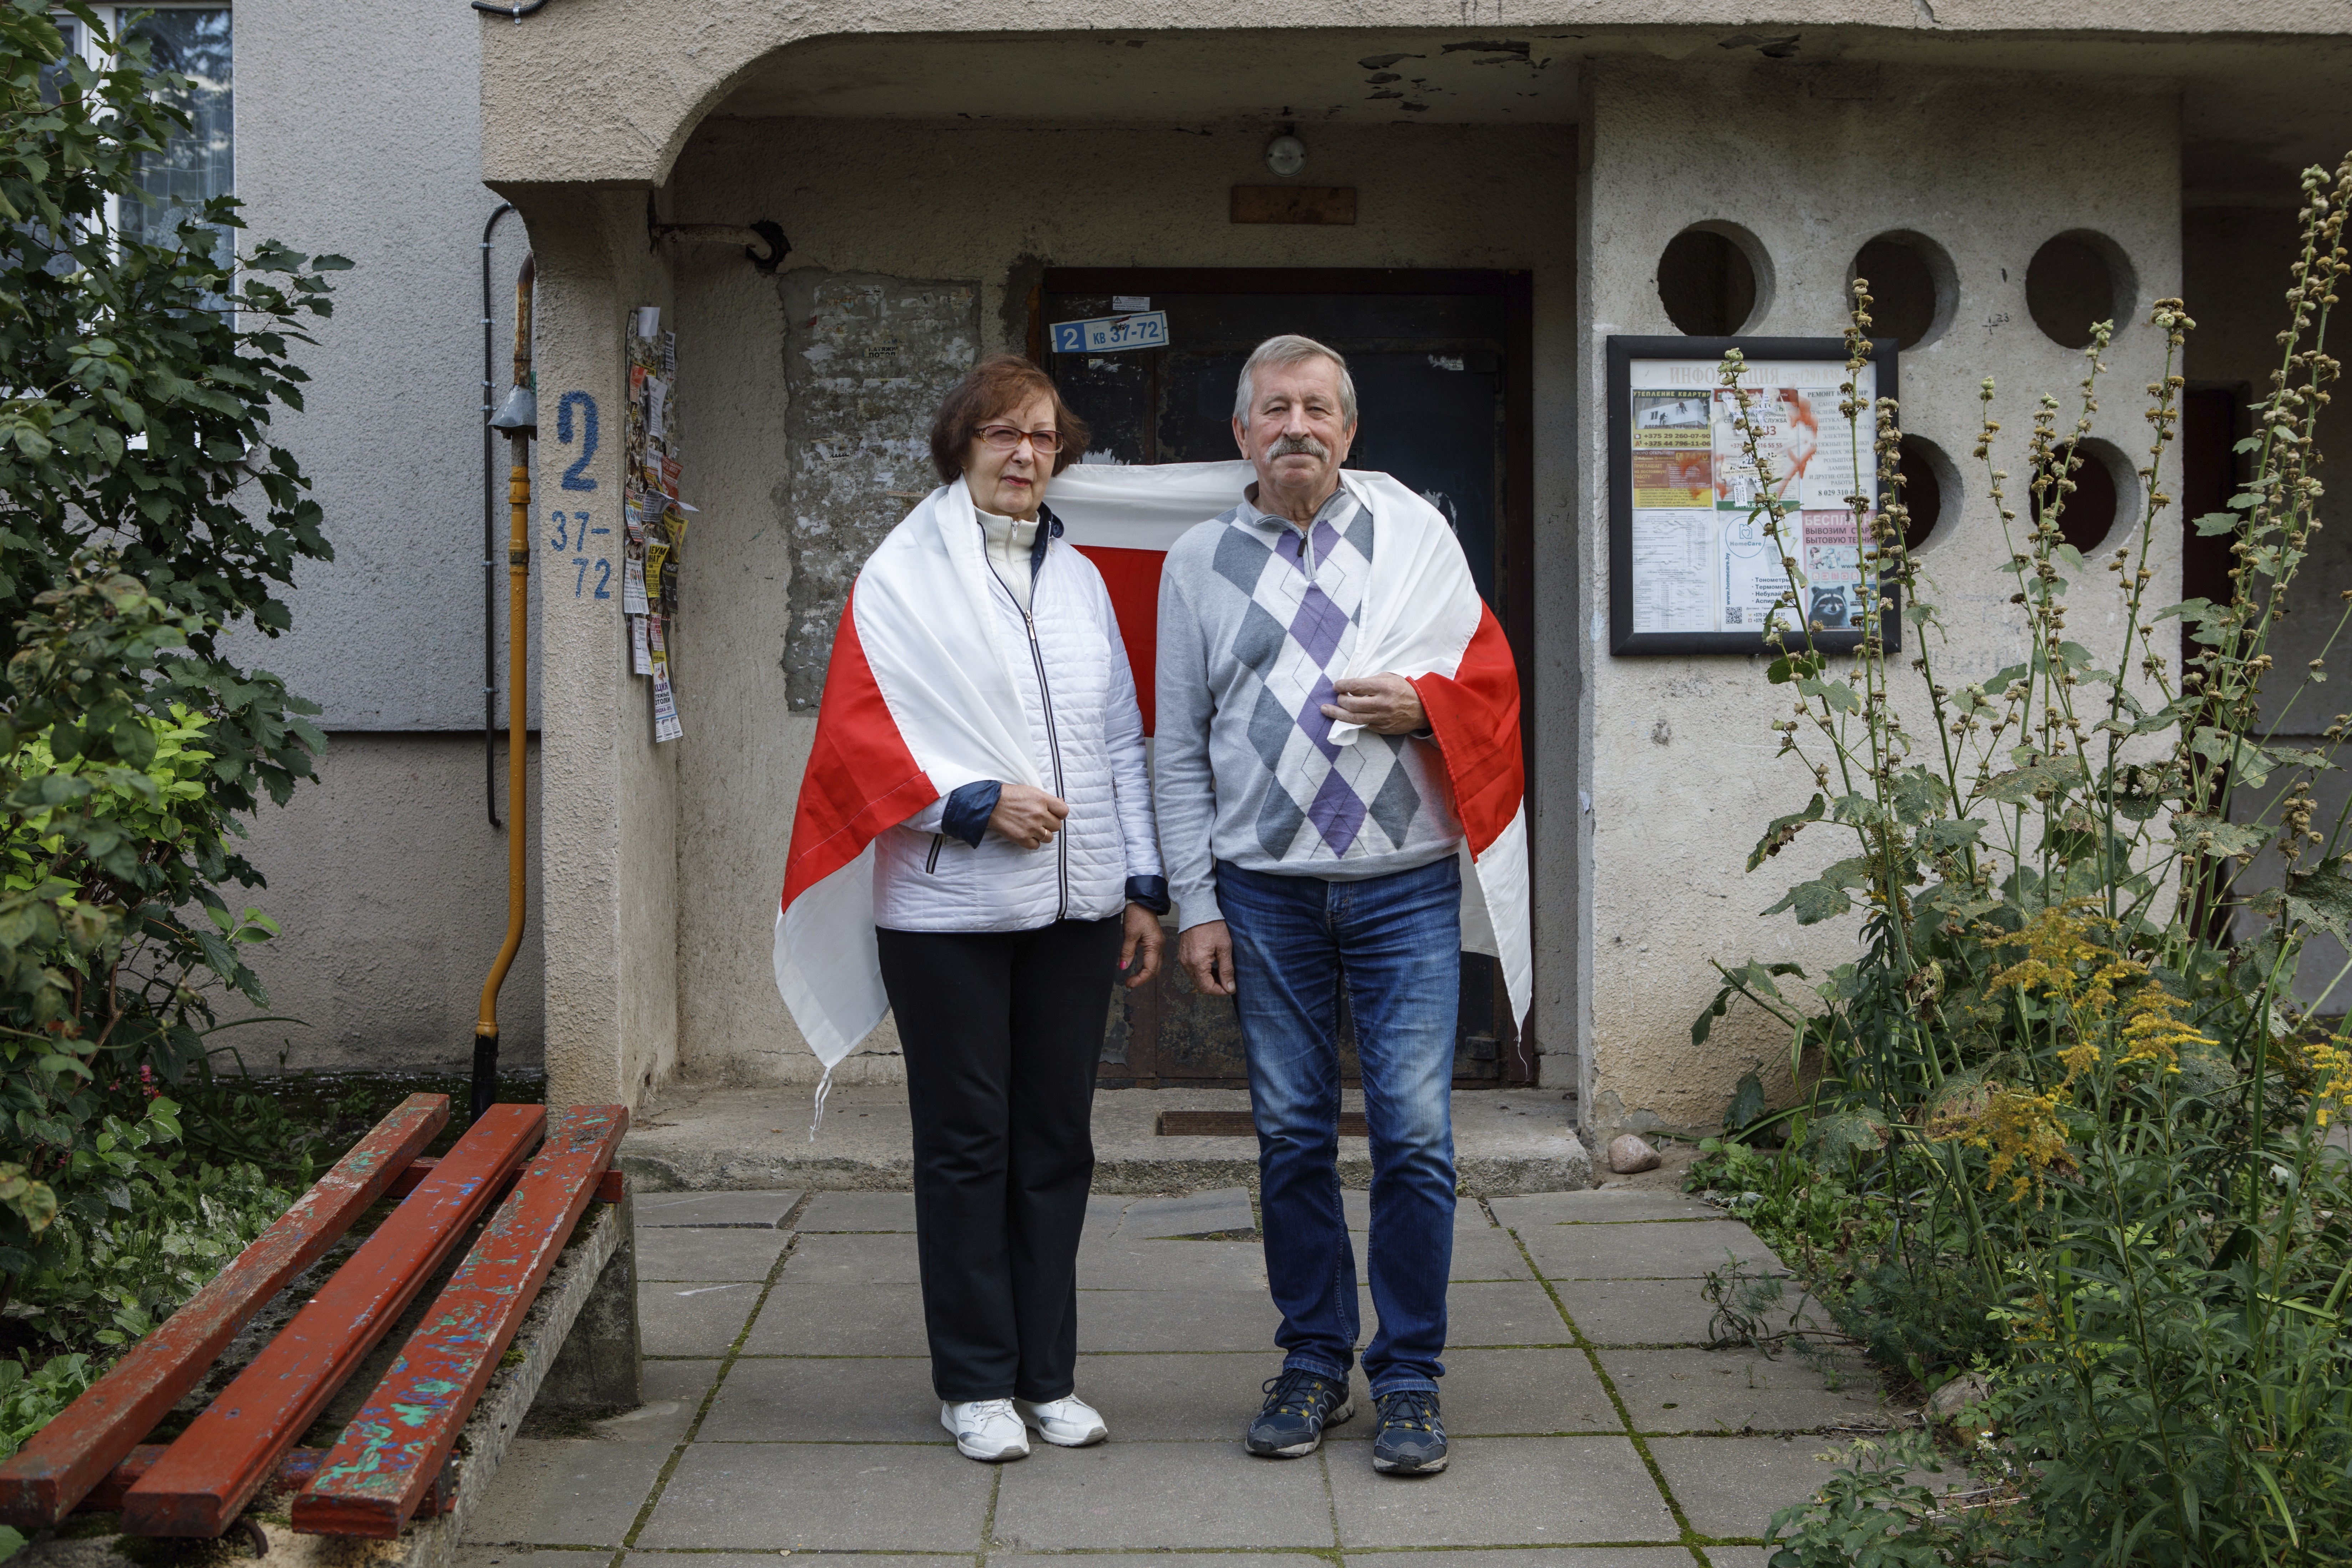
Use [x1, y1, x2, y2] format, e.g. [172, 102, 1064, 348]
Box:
[1607, 335, 1900, 655]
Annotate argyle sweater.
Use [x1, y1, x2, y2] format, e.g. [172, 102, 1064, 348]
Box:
[1152, 487, 1462, 931]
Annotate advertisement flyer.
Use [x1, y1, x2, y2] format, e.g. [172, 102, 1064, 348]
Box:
[1625, 357, 1878, 638]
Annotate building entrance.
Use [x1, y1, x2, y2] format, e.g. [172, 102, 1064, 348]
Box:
[1035, 268, 1536, 1089]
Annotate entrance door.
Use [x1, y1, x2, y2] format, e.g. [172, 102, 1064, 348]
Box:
[1037, 269, 1535, 1088]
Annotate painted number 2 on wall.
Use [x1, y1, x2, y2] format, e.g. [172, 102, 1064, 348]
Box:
[548, 510, 611, 598]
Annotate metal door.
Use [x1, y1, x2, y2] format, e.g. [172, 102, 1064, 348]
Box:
[1039, 269, 1535, 1089]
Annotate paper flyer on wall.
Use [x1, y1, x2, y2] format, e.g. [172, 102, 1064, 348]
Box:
[648, 614, 682, 743]
[630, 612, 652, 674]
[1626, 359, 1877, 636]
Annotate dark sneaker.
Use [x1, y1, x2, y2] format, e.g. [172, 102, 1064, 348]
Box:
[1246, 1368, 1355, 1457]
[1371, 1389, 1448, 1474]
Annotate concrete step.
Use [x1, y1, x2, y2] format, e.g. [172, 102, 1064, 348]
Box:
[620, 1082, 1592, 1196]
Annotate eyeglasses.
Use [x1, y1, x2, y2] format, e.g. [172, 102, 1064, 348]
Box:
[977, 424, 1063, 454]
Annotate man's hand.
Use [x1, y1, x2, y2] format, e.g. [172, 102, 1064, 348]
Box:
[1179, 920, 1237, 997]
[1321, 673, 1426, 735]
[1119, 905, 1165, 989]
[988, 783, 1069, 849]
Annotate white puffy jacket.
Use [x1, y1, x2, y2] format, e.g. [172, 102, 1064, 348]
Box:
[869, 509, 1161, 932]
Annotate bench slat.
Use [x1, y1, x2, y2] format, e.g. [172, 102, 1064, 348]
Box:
[0, 1094, 451, 1529]
[120, 1105, 547, 1538]
[390, 1158, 623, 1205]
[76, 1445, 455, 1520]
[293, 1105, 630, 1538]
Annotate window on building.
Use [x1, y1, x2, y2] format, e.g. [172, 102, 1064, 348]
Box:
[52, 6, 233, 260]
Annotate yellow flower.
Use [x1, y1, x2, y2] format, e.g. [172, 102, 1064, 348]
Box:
[2302, 1037, 2352, 1128]
[2116, 989, 2207, 1076]
[1934, 1084, 2073, 1203]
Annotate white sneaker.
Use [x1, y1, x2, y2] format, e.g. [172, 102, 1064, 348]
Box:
[1016, 1393, 1109, 1447]
[941, 1398, 1030, 1462]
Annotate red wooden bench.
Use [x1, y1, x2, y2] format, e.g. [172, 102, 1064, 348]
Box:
[0, 1094, 632, 1548]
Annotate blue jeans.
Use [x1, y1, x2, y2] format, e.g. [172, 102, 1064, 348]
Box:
[1216, 854, 1459, 1396]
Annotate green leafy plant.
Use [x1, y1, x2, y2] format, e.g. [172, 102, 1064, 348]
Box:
[1699, 153, 2352, 1564]
[0, 0, 346, 1281]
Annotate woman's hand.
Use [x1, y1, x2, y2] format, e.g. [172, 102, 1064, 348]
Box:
[988, 782, 1069, 849]
[1120, 904, 1164, 989]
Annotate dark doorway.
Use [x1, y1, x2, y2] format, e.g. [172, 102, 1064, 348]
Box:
[1036, 268, 1535, 1089]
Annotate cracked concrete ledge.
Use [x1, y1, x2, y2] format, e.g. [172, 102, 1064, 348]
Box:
[619, 1082, 1594, 1195]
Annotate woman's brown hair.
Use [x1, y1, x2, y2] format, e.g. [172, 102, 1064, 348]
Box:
[928, 354, 1092, 482]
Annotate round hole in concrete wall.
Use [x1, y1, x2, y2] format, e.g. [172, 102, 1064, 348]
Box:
[1849, 232, 1956, 351]
[1894, 434, 1959, 554]
[2031, 438, 2133, 554]
[1657, 223, 1771, 336]
[2026, 232, 2134, 350]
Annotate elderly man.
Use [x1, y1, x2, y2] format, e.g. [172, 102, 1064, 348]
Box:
[1152, 334, 1526, 1477]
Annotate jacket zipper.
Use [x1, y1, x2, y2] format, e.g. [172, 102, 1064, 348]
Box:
[1018, 601, 1071, 922]
[982, 520, 1070, 922]
[925, 833, 943, 873]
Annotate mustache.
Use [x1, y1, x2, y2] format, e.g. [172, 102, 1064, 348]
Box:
[1267, 433, 1330, 460]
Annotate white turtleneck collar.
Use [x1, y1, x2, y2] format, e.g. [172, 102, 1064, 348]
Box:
[967, 479, 1040, 613]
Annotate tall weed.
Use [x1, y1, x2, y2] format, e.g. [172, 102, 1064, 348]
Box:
[1699, 154, 2352, 1565]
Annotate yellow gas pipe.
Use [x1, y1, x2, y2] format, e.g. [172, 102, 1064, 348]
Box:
[474, 253, 536, 1125]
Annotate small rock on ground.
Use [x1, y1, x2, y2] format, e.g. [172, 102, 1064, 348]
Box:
[1608, 1133, 1663, 1173]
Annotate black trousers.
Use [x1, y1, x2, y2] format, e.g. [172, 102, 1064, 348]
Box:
[876, 915, 1122, 1402]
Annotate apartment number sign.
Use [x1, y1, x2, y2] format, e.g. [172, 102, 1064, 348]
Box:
[1606, 335, 1900, 655]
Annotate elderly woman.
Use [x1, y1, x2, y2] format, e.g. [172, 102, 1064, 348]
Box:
[778, 354, 1166, 1463]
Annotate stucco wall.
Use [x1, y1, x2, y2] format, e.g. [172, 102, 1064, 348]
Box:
[657, 116, 1579, 1090]
[235, 0, 532, 733]
[1575, 57, 2183, 1135]
[219, 734, 544, 1075]
[194, 4, 546, 1079]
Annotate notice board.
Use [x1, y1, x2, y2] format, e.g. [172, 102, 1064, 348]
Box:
[1607, 335, 1900, 655]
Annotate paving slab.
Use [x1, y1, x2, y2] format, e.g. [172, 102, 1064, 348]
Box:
[991, 1440, 1336, 1550]
[452, 1550, 607, 1568]
[639, 1280, 762, 1356]
[626, 1558, 952, 1568]
[740, 1280, 930, 1355]
[1078, 1236, 1272, 1291]
[637, 1441, 995, 1551]
[1111, 1187, 1257, 1237]
[796, 1190, 920, 1231]
[1494, 1191, 1728, 1226]
[633, 1190, 802, 1227]
[1320, 1348, 1616, 1438]
[1450, 1229, 1534, 1280]
[1519, 1219, 1783, 1281]
[463, 1360, 717, 1547]
[1075, 1287, 1289, 1353]
[1326, 1435, 1677, 1546]
[783, 1230, 924, 1285]
[1058, 1352, 1281, 1440]
[1352, 1554, 1721, 1568]
[999, 1558, 1307, 1568]
[635, 1226, 794, 1281]
[699, 1355, 945, 1442]
[1548, 1277, 1731, 1347]
[1702, 1550, 1773, 1568]
[1602, 1348, 1885, 1435]
[1419, 1279, 1576, 1346]
[1646, 1435, 1848, 1540]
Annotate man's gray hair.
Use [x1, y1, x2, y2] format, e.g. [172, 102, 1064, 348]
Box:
[1233, 334, 1358, 427]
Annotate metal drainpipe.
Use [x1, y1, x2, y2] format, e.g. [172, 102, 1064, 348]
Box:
[481, 201, 514, 828]
[476, 253, 537, 1126]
